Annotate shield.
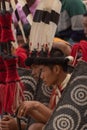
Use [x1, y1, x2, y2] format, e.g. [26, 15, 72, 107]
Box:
[44, 61, 87, 130]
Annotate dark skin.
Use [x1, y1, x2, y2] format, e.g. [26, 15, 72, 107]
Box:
[17, 101, 52, 124]
[0, 115, 26, 130]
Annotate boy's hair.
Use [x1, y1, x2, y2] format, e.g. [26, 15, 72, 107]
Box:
[45, 47, 68, 72]
[50, 47, 65, 57]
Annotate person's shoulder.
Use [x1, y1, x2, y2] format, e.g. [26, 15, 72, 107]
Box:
[67, 0, 83, 6]
[17, 67, 32, 77]
[18, 67, 37, 88]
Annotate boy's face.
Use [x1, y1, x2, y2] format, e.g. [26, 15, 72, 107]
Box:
[83, 16, 87, 38]
[31, 65, 43, 80]
[17, 35, 25, 47]
[41, 65, 60, 87]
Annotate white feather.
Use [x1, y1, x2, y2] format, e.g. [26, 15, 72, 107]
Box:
[30, 0, 44, 51]
[49, 0, 61, 50]
[11, 23, 18, 48]
[29, 0, 61, 52]
[10, 0, 27, 44]
[1, 1, 10, 11]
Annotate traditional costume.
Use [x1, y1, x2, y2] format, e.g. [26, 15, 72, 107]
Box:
[0, 0, 25, 115]
[71, 40, 87, 66]
[0, 56, 7, 115]
[44, 61, 87, 130]
[4, 57, 24, 114]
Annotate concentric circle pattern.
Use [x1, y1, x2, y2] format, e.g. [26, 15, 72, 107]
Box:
[53, 114, 74, 130]
[80, 124, 87, 130]
[42, 83, 53, 97]
[53, 105, 81, 130]
[71, 85, 87, 106]
[24, 91, 34, 100]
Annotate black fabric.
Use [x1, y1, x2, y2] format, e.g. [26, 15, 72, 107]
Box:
[44, 61, 87, 130]
[17, 67, 53, 126]
[25, 57, 70, 72]
[51, 10, 60, 25]
[55, 27, 72, 40]
[25, 48, 65, 66]
[28, 80, 53, 126]
[33, 9, 60, 25]
[22, 4, 31, 17]
[15, 9, 20, 21]
[33, 10, 50, 24]
[17, 68, 36, 101]
[25, 57, 35, 66]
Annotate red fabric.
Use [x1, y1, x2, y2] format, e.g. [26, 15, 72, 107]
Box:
[0, 85, 5, 114]
[4, 57, 24, 114]
[71, 40, 87, 66]
[0, 24, 2, 43]
[15, 47, 28, 68]
[0, 56, 7, 114]
[0, 12, 14, 43]
[49, 85, 63, 110]
[79, 40, 87, 61]
[4, 57, 19, 82]
[49, 88, 58, 110]
[0, 56, 7, 83]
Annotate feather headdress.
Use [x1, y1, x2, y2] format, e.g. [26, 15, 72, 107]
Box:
[0, 1, 25, 116]
[25, 0, 74, 68]
[10, 0, 27, 44]
[0, 56, 7, 115]
[0, 0, 15, 55]
[0, 0, 11, 12]
[29, 0, 61, 51]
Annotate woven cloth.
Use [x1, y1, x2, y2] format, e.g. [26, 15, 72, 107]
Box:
[17, 67, 53, 126]
[44, 61, 87, 130]
[4, 58, 24, 114]
[17, 68, 37, 101]
[18, 67, 53, 104]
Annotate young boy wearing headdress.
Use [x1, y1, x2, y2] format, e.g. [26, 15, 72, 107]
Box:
[0, 37, 72, 130]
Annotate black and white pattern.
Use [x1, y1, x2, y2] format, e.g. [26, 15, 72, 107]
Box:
[28, 80, 53, 126]
[10, 0, 27, 43]
[21, 75, 36, 101]
[29, 0, 61, 51]
[18, 68, 53, 104]
[34, 81, 53, 105]
[42, 83, 53, 98]
[80, 124, 87, 130]
[44, 61, 87, 130]
[17, 67, 53, 126]
[0, 0, 11, 12]
[17, 68, 37, 101]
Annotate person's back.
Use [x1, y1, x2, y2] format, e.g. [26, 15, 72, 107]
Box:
[71, 12, 87, 66]
[56, 0, 86, 45]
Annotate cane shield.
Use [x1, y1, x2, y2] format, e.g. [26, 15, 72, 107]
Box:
[44, 61, 87, 130]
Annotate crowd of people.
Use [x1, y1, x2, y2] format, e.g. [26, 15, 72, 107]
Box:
[0, 0, 87, 130]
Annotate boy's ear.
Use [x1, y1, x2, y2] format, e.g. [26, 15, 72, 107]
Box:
[53, 65, 60, 74]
